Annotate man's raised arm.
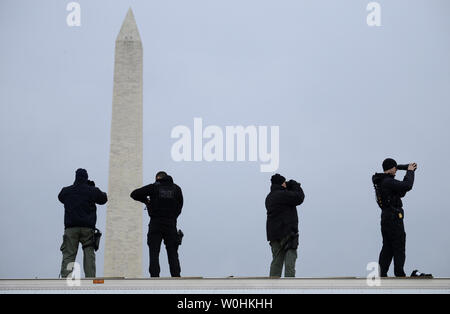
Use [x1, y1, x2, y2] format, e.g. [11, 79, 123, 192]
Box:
[130, 184, 154, 204]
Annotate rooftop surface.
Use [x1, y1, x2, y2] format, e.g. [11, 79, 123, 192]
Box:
[1, 277, 449, 294]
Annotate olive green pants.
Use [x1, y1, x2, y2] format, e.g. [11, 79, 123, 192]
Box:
[60, 227, 96, 278]
[269, 236, 297, 277]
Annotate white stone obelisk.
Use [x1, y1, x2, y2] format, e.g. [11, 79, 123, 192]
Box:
[104, 8, 143, 278]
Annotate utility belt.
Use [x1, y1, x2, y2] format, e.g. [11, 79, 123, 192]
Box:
[149, 216, 178, 226]
[381, 206, 404, 221]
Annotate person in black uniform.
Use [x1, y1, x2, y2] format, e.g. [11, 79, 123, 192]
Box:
[372, 158, 417, 277]
[130, 171, 183, 277]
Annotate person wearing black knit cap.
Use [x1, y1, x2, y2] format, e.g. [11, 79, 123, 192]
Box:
[58, 168, 108, 278]
[265, 173, 305, 277]
[372, 158, 417, 277]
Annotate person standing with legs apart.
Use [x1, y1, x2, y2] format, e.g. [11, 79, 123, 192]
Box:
[372, 158, 416, 277]
[265, 173, 305, 277]
[130, 171, 184, 277]
[58, 168, 107, 278]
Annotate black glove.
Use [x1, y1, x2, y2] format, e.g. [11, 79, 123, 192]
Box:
[87, 180, 96, 187]
[286, 179, 301, 191]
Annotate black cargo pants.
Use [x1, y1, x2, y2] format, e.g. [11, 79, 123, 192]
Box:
[379, 211, 406, 277]
[147, 218, 181, 277]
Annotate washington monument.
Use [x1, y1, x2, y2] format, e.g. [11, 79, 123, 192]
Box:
[104, 8, 143, 278]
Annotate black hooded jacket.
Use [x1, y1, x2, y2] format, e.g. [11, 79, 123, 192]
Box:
[372, 170, 415, 218]
[130, 175, 183, 221]
[58, 172, 108, 229]
[265, 181, 305, 242]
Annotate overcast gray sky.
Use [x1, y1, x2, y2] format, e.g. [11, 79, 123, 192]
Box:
[0, 0, 449, 279]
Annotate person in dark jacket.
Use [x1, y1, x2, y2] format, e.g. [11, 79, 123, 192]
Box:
[265, 173, 305, 277]
[372, 158, 416, 277]
[58, 168, 107, 278]
[130, 171, 183, 277]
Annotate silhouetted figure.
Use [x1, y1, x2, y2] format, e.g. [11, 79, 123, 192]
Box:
[265, 173, 305, 277]
[372, 158, 416, 277]
[130, 171, 183, 277]
[58, 168, 107, 278]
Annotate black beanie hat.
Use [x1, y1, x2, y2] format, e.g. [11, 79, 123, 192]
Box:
[382, 158, 397, 171]
[271, 173, 286, 185]
[75, 168, 88, 180]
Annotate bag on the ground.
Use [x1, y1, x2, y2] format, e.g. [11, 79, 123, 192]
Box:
[411, 269, 433, 278]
